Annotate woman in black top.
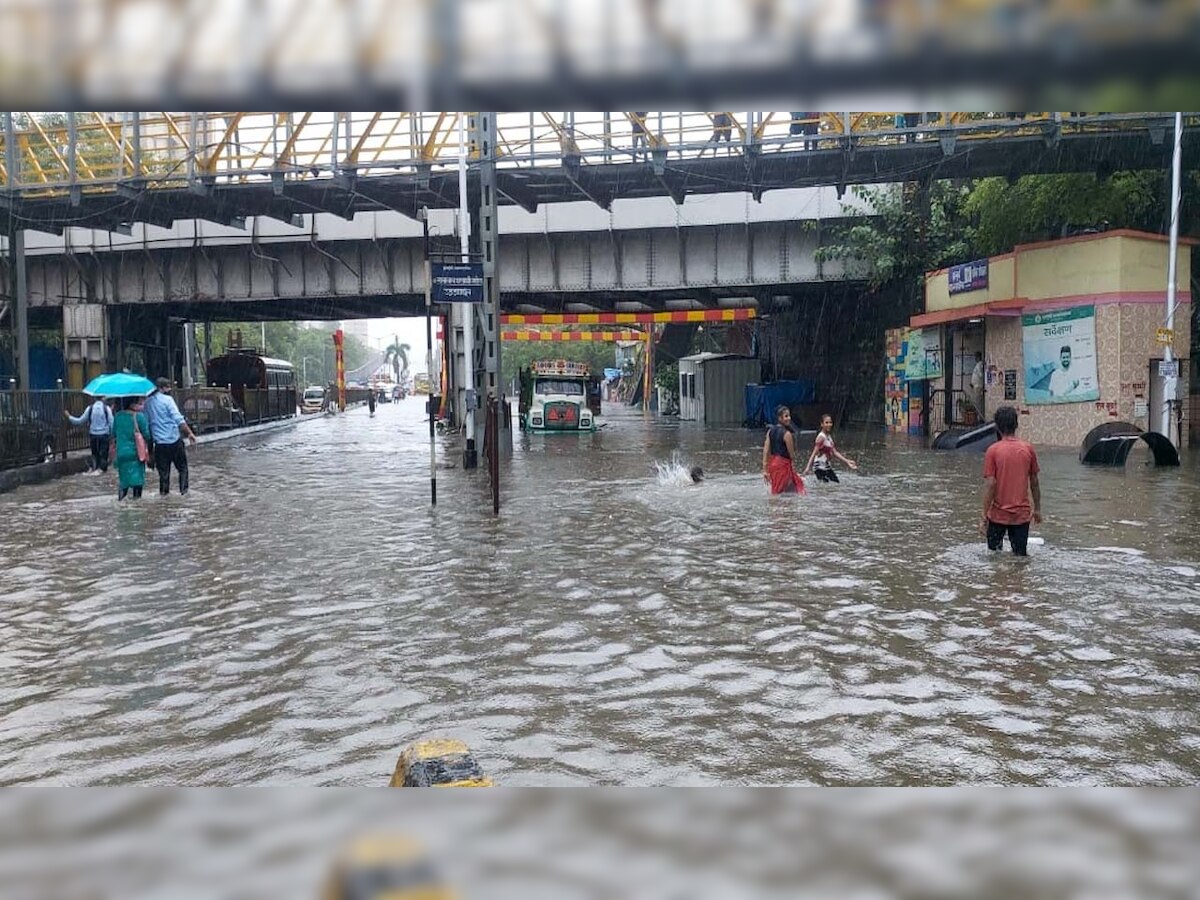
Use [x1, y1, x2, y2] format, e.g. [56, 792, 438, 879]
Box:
[761, 405, 807, 495]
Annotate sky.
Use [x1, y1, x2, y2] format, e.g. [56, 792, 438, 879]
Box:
[365, 317, 428, 355]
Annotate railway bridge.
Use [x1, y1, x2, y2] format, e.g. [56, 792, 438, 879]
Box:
[2, 111, 1195, 442]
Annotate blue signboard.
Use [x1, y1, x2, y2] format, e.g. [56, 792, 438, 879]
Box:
[431, 262, 484, 303]
[948, 258, 988, 295]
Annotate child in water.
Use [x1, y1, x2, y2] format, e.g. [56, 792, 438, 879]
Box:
[803, 413, 857, 483]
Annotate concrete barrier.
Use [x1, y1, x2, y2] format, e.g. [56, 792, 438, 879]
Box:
[0, 455, 93, 494]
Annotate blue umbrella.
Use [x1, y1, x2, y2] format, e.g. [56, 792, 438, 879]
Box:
[83, 372, 158, 398]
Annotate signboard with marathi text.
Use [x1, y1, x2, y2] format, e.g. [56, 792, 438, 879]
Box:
[902, 327, 943, 381]
[948, 258, 988, 295]
[532, 359, 590, 377]
[431, 262, 484, 303]
[1022, 305, 1099, 404]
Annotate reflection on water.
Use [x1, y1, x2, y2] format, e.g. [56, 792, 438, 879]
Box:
[0, 401, 1198, 785]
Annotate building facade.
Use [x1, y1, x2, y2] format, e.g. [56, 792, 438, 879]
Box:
[896, 231, 1192, 449]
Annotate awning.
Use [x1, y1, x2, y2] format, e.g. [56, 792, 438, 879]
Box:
[910, 297, 1026, 328]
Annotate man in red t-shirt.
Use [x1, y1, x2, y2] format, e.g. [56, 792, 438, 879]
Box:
[980, 405, 1042, 555]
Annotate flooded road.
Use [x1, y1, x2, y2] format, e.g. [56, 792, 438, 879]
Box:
[1, 400, 1198, 785]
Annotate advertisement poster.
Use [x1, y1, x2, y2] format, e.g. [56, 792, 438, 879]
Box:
[1022, 306, 1099, 404]
[903, 328, 943, 381]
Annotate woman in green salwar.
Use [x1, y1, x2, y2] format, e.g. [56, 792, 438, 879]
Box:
[112, 397, 152, 500]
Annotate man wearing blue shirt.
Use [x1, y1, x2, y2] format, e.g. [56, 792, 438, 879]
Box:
[64, 397, 114, 473]
[143, 378, 197, 495]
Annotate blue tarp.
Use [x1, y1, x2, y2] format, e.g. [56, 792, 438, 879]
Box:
[744, 380, 816, 428]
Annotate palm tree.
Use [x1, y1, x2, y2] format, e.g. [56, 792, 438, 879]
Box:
[384, 336, 410, 386]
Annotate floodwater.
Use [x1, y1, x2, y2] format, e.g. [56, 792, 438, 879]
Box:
[1, 401, 1198, 786]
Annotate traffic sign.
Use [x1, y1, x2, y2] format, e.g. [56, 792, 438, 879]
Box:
[431, 262, 484, 303]
[1156, 327, 1174, 345]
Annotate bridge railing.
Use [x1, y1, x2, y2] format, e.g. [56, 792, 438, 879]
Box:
[1, 111, 1190, 197]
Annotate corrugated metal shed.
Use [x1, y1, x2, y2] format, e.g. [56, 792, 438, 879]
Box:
[678, 353, 760, 425]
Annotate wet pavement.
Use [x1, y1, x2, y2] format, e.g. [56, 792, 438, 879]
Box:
[1, 400, 1198, 785]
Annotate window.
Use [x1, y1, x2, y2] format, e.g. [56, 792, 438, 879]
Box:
[535, 378, 585, 397]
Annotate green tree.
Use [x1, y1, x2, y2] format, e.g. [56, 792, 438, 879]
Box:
[384, 336, 410, 383]
[815, 181, 975, 309]
[964, 172, 1170, 255]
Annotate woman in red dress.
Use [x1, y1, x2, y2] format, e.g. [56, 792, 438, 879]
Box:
[761, 405, 807, 495]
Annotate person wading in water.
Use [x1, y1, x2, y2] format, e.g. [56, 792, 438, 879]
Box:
[761, 405, 807, 495]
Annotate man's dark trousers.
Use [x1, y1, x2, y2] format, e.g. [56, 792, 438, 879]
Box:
[154, 439, 189, 495]
[89, 435, 110, 472]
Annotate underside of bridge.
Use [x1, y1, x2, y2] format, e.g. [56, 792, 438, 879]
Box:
[3, 123, 1194, 236]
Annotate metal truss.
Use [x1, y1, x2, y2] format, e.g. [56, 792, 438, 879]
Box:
[2, 112, 1192, 200]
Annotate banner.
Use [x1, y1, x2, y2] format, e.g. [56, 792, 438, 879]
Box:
[949, 258, 989, 294]
[1022, 305, 1099, 404]
[903, 327, 943, 381]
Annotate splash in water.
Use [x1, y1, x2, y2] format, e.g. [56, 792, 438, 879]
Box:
[655, 454, 703, 487]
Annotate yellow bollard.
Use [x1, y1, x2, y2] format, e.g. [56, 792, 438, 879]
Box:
[388, 738, 493, 787]
[322, 834, 457, 899]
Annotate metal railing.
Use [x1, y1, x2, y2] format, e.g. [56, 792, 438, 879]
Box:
[0, 389, 92, 470]
[175, 386, 300, 431]
[1, 112, 1191, 198]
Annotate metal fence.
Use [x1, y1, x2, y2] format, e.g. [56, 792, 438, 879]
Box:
[173, 386, 299, 433]
[0, 389, 92, 470]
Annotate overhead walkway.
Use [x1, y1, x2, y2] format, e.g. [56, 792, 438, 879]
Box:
[2, 113, 1195, 234]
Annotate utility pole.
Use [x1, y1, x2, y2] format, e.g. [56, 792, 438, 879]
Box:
[1161, 111, 1183, 444]
[421, 206, 437, 505]
[459, 114, 477, 469]
[5, 112, 29, 390]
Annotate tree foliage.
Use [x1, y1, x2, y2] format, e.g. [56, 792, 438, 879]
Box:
[817, 169, 1200, 313]
[384, 337, 411, 383]
[815, 182, 975, 298]
[500, 339, 618, 385]
[964, 171, 1175, 256]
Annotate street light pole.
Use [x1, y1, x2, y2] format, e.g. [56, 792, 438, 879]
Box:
[1161, 111, 1183, 443]
[421, 206, 437, 506]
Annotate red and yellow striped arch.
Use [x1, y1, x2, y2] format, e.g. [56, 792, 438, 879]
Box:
[502, 329, 645, 342]
[501, 308, 756, 326]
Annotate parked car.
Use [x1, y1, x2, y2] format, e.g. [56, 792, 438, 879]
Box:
[301, 386, 326, 414]
[0, 393, 59, 468]
[181, 389, 244, 433]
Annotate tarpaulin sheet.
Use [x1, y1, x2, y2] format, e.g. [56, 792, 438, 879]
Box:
[744, 380, 816, 428]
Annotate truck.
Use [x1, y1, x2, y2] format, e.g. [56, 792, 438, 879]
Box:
[519, 359, 601, 432]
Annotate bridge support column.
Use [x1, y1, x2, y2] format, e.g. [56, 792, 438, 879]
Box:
[9, 228, 29, 389]
[471, 112, 511, 467]
[63, 305, 107, 391]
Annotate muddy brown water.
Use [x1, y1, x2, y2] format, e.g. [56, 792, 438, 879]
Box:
[1, 401, 1197, 785]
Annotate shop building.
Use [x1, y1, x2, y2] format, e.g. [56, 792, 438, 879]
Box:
[886, 230, 1191, 449]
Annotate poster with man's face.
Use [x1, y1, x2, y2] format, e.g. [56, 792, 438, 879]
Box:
[1022, 306, 1100, 404]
